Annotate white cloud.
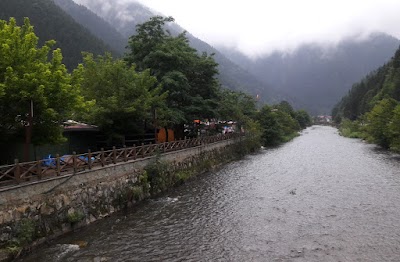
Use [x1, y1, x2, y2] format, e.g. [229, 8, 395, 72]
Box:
[137, 0, 400, 56]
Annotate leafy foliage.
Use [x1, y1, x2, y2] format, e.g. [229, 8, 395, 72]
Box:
[364, 98, 398, 148]
[0, 0, 115, 70]
[0, 18, 84, 145]
[334, 45, 400, 151]
[218, 89, 257, 126]
[257, 101, 310, 147]
[0, 14, 312, 162]
[389, 105, 400, 151]
[295, 110, 313, 129]
[78, 53, 167, 144]
[338, 119, 364, 139]
[125, 16, 220, 128]
[68, 0, 277, 100]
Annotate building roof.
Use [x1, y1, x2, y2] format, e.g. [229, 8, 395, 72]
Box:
[63, 120, 99, 132]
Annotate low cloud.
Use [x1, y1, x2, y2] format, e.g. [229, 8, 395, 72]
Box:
[138, 0, 400, 56]
[74, 0, 400, 57]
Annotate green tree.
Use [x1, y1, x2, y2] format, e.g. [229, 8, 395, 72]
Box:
[389, 105, 400, 151]
[276, 101, 296, 118]
[365, 98, 398, 148]
[257, 101, 302, 146]
[257, 105, 283, 146]
[275, 110, 300, 138]
[78, 53, 166, 144]
[218, 89, 257, 128]
[0, 18, 84, 145]
[295, 110, 312, 129]
[125, 16, 220, 137]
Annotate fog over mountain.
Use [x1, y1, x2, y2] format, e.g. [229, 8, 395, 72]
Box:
[140, 0, 400, 57]
[69, 0, 286, 102]
[73, 0, 400, 57]
[70, 0, 400, 114]
[220, 33, 400, 114]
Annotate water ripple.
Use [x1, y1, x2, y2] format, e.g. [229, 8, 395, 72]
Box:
[20, 126, 400, 262]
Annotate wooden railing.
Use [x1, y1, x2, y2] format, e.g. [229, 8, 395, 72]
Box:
[0, 133, 241, 188]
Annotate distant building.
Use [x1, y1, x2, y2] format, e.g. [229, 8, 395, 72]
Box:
[315, 115, 333, 124]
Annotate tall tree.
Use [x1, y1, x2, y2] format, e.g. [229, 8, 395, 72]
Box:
[78, 53, 166, 144]
[389, 105, 400, 151]
[125, 16, 220, 137]
[295, 110, 312, 129]
[257, 105, 283, 146]
[218, 89, 257, 128]
[0, 18, 84, 146]
[365, 98, 398, 148]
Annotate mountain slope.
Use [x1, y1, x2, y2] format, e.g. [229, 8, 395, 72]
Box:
[70, 0, 285, 102]
[220, 34, 400, 114]
[0, 0, 116, 70]
[54, 0, 127, 55]
[333, 46, 400, 121]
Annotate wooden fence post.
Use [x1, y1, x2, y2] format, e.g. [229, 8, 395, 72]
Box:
[36, 159, 42, 180]
[14, 159, 21, 184]
[133, 145, 137, 160]
[56, 154, 60, 176]
[72, 151, 77, 174]
[100, 148, 105, 167]
[112, 146, 117, 164]
[141, 143, 145, 158]
[123, 145, 127, 162]
[88, 149, 92, 170]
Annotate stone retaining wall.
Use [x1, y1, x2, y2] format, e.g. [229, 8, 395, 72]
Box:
[0, 139, 238, 260]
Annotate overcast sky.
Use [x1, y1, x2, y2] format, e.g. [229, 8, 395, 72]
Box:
[135, 0, 400, 56]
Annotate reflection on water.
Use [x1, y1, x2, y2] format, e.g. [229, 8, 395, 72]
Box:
[20, 126, 400, 262]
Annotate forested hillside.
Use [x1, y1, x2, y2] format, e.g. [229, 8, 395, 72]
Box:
[333, 46, 400, 120]
[220, 34, 400, 114]
[333, 45, 400, 150]
[69, 0, 284, 102]
[0, 0, 116, 69]
[53, 0, 126, 55]
[0, 16, 311, 164]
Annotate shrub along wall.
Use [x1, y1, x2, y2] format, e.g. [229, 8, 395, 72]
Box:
[0, 136, 257, 260]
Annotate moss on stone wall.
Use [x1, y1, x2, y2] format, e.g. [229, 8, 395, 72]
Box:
[0, 139, 259, 260]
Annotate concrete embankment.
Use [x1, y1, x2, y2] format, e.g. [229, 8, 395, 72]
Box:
[0, 138, 250, 260]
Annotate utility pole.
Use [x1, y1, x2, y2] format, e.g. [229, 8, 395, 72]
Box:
[23, 100, 33, 162]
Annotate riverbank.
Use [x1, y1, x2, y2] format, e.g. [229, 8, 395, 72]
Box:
[18, 125, 400, 262]
[0, 135, 258, 261]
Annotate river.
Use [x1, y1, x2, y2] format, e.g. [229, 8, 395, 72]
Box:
[20, 126, 400, 261]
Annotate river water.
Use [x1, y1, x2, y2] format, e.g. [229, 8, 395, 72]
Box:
[20, 126, 400, 262]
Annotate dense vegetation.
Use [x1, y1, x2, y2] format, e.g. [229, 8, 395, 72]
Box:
[257, 102, 311, 146]
[0, 17, 312, 161]
[60, 0, 279, 101]
[53, 0, 126, 55]
[221, 34, 400, 114]
[333, 45, 400, 151]
[0, 18, 85, 145]
[0, 0, 116, 70]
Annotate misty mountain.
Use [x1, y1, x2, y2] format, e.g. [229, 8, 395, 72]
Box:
[0, 0, 116, 70]
[70, 0, 284, 102]
[53, 0, 126, 54]
[71, 0, 156, 39]
[219, 33, 400, 114]
[333, 45, 400, 121]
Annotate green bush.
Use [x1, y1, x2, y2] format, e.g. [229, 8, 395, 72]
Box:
[131, 186, 144, 201]
[66, 211, 85, 224]
[339, 119, 365, 139]
[15, 219, 36, 245]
